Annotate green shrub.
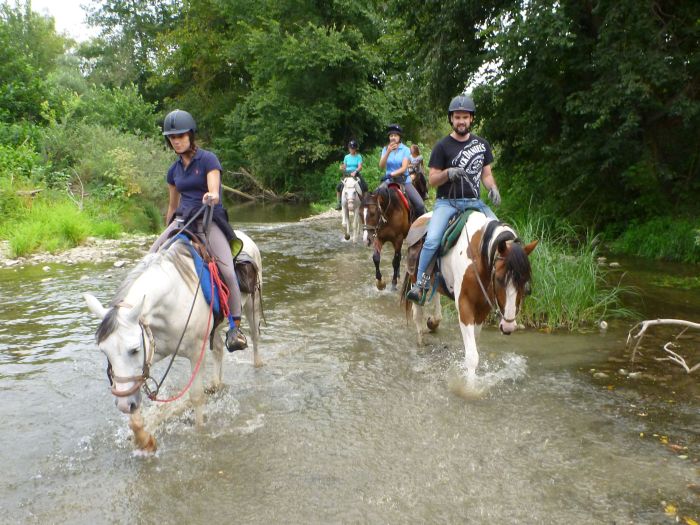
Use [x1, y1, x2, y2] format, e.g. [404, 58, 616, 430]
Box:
[41, 122, 171, 206]
[72, 84, 159, 136]
[610, 217, 700, 264]
[93, 220, 122, 239]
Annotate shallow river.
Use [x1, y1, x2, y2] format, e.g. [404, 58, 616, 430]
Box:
[1, 204, 698, 524]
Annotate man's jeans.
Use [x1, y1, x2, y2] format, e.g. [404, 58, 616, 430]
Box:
[415, 197, 497, 277]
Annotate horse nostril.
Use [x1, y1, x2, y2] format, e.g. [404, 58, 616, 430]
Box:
[129, 401, 138, 413]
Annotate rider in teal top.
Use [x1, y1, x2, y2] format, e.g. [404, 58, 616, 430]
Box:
[336, 140, 367, 209]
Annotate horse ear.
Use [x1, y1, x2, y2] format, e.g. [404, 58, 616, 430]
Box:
[84, 293, 108, 320]
[125, 295, 145, 324]
[524, 240, 539, 255]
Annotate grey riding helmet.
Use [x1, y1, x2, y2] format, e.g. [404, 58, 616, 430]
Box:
[448, 95, 476, 122]
[162, 110, 197, 136]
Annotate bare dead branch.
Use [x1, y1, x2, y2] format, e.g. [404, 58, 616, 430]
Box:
[628, 318, 699, 374]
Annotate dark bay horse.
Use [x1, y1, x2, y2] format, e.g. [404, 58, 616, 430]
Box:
[400, 212, 537, 391]
[360, 184, 411, 290]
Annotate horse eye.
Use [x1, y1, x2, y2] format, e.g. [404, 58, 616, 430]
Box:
[128, 347, 140, 356]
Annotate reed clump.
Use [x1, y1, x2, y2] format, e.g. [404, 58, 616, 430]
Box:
[513, 216, 636, 330]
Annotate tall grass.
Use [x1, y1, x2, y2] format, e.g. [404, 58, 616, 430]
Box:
[512, 216, 636, 329]
[6, 199, 89, 257]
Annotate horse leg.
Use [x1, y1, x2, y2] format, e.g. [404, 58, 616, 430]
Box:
[352, 208, 360, 243]
[244, 290, 263, 368]
[426, 292, 442, 332]
[391, 246, 401, 290]
[129, 409, 157, 452]
[411, 302, 426, 346]
[207, 327, 224, 393]
[189, 353, 206, 426]
[373, 245, 385, 290]
[458, 320, 479, 390]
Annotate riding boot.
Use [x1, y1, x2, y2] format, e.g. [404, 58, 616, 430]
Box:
[335, 197, 342, 211]
[226, 326, 248, 352]
[406, 273, 430, 305]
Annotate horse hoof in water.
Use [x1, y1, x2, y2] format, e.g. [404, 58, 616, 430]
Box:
[427, 317, 440, 332]
[376, 279, 386, 290]
[344, 233, 350, 241]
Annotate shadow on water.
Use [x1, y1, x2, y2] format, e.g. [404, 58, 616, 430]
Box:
[0, 206, 698, 523]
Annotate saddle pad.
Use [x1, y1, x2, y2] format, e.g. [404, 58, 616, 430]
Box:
[175, 234, 221, 314]
[440, 209, 477, 254]
[387, 183, 410, 211]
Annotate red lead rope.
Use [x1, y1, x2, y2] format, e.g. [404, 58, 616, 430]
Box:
[150, 264, 217, 403]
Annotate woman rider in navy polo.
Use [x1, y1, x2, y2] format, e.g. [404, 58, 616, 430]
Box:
[149, 110, 247, 352]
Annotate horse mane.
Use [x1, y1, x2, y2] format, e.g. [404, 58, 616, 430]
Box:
[96, 242, 195, 343]
[479, 220, 531, 290]
[504, 241, 531, 290]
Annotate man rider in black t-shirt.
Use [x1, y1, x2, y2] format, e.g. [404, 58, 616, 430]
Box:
[406, 94, 502, 304]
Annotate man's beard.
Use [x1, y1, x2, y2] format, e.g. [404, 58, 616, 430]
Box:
[452, 123, 470, 136]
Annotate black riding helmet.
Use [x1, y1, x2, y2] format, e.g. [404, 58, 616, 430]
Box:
[348, 139, 358, 149]
[386, 123, 403, 136]
[447, 95, 476, 123]
[162, 109, 197, 136]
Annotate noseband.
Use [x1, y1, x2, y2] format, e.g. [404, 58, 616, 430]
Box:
[105, 302, 157, 398]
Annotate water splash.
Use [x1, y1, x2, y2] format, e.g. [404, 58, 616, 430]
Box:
[448, 353, 528, 399]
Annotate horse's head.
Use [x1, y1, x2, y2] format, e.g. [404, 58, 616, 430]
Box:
[342, 177, 361, 210]
[360, 191, 379, 246]
[84, 293, 149, 414]
[489, 235, 538, 334]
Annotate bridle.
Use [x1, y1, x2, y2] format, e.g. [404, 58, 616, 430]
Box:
[106, 302, 157, 398]
[362, 192, 390, 241]
[467, 231, 523, 324]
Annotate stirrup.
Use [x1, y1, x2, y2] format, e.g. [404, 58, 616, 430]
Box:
[406, 275, 430, 306]
[226, 327, 248, 352]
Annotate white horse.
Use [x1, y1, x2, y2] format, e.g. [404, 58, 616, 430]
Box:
[341, 176, 362, 242]
[84, 230, 262, 448]
[401, 212, 537, 390]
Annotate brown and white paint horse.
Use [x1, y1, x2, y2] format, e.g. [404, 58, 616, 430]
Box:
[402, 212, 537, 390]
[360, 184, 411, 290]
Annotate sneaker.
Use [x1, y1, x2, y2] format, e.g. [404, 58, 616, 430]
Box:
[406, 274, 430, 305]
[225, 327, 248, 352]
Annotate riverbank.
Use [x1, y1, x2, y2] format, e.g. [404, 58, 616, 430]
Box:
[0, 234, 154, 268]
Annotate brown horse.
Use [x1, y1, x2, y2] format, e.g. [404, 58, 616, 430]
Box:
[400, 212, 537, 391]
[409, 164, 428, 200]
[360, 184, 411, 290]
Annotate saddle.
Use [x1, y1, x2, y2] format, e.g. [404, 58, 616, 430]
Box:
[404, 208, 478, 282]
[167, 229, 258, 315]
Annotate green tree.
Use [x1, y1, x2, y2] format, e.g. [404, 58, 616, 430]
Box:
[0, 1, 68, 122]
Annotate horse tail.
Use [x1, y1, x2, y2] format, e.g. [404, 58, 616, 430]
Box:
[399, 271, 412, 321]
